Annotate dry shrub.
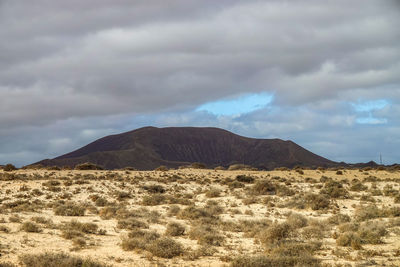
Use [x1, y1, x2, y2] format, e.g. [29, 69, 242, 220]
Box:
[230, 251, 321, 267]
[259, 222, 291, 245]
[165, 222, 185, 236]
[205, 187, 221, 198]
[18, 252, 109, 267]
[121, 231, 183, 258]
[147, 237, 184, 258]
[3, 164, 17, 172]
[62, 220, 98, 234]
[20, 222, 42, 233]
[98, 206, 117, 220]
[336, 232, 362, 249]
[320, 180, 349, 198]
[121, 230, 160, 251]
[236, 175, 255, 183]
[167, 205, 181, 216]
[74, 162, 104, 170]
[189, 224, 224, 246]
[251, 180, 276, 195]
[327, 214, 351, 225]
[117, 218, 148, 230]
[143, 185, 165, 194]
[357, 222, 387, 244]
[155, 165, 169, 171]
[349, 182, 368, 192]
[304, 193, 330, 210]
[142, 194, 166, 206]
[178, 206, 215, 221]
[286, 213, 308, 229]
[228, 164, 255, 171]
[54, 203, 85, 216]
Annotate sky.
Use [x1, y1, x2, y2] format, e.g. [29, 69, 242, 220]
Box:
[0, 0, 399, 167]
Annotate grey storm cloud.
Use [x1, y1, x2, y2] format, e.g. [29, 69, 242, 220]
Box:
[0, 0, 399, 165]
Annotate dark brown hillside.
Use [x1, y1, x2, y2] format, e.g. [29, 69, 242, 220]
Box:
[36, 126, 337, 170]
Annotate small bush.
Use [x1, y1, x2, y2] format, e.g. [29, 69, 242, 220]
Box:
[304, 193, 330, 210]
[121, 230, 160, 251]
[3, 164, 17, 172]
[327, 214, 351, 225]
[155, 165, 169, 171]
[251, 180, 276, 195]
[350, 182, 368, 192]
[205, 188, 221, 198]
[54, 203, 85, 216]
[147, 237, 184, 258]
[117, 218, 148, 230]
[143, 185, 166, 194]
[228, 164, 254, 171]
[320, 181, 348, 198]
[20, 222, 42, 233]
[259, 222, 291, 245]
[74, 162, 104, 170]
[230, 253, 321, 267]
[19, 252, 109, 267]
[189, 225, 224, 246]
[165, 222, 185, 236]
[336, 232, 362, 249]
[286, 213, 308, 229]
[142, 194, 166, 206]
[236, 175, 255, 183]
[354, 205, 381, 221]
[63, 220, 98, 234]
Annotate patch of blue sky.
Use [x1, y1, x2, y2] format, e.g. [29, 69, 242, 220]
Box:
[197, 92, 274, 116]
[356, 117, 388, 125]
[351, 99, 389, 125]
[351, 99, 389, 112]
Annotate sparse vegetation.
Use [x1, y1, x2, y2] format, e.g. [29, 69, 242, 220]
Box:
[0, 168, 398, 266]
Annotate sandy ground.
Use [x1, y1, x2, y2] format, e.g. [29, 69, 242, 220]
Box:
[0, 168, 399, 266]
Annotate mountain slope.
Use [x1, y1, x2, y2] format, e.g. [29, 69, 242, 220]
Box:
[36, 126, 337, 170]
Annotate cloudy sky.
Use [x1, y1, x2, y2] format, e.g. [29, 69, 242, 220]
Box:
[1, 0, 399, 167]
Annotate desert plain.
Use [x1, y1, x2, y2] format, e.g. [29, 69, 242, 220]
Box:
[0, 167, 399, 267]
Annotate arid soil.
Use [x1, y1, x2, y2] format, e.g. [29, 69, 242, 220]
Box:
[0, 168, 399, 266]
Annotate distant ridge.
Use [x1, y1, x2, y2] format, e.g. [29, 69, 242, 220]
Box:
[36, 126, 338, 170]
